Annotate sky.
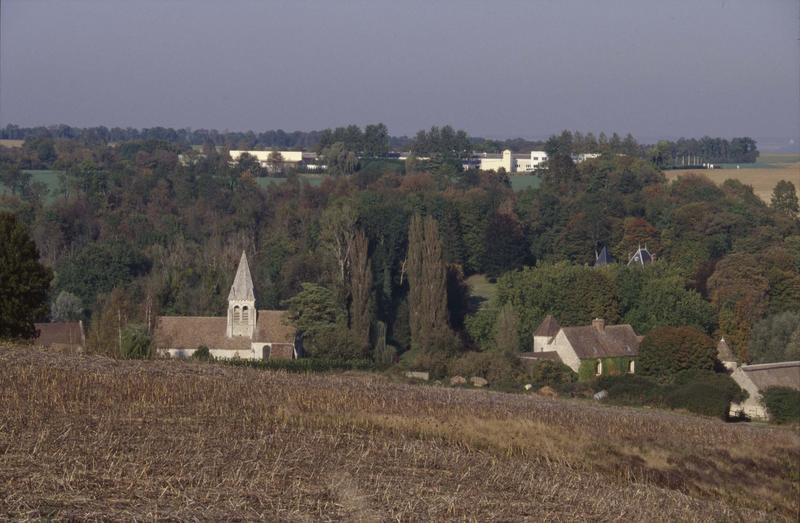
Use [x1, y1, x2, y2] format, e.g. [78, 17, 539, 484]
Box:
[1, 0, 798, 144]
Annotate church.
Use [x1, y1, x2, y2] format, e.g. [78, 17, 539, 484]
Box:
[153, 251, 300, 360]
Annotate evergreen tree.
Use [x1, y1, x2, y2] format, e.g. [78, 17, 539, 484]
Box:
[0, 213, 52, 339]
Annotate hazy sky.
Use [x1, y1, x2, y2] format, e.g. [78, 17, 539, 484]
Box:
[2, 0, 798, 142]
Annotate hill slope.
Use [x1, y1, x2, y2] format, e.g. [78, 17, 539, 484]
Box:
[0, 346, 797, 520]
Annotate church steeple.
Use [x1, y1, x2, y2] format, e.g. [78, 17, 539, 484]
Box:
[227, 251, 256, 338]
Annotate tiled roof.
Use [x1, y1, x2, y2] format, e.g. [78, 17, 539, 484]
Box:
[534, 315, 561, 337]
[228, 251, 255, 301]
[154, 310, 295, 350]
[627, 246, 653, 266]
[34, 322, 84, 347]
[742, 362, 800, 391]
[561, 324, 640, 359]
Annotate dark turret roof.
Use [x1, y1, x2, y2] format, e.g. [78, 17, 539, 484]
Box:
[594, 246, 615, 267]
[627, 245, 653, 266]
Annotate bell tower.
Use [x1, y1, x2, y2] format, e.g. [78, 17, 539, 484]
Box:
[227, 251, 256, 338]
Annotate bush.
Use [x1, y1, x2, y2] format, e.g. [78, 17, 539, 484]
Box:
[400, 349, 451, 379]
[596, 374, 662, 406]
[448, 351, 526, 389]
[192, 345, 213, 361]
[120, 324, 150, 359]
[528, 360, 577, 388]
[639, 326, 717, 380]
[762, 387, 800, 424]
[597, 371, 746, 419]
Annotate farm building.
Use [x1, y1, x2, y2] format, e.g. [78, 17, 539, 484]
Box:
[521, 317, 640, 379]
[478, 150, 602, 173]
[33, 321, 85, 351]
[717, 338, 800, 420]
[154, 251, 299, 361]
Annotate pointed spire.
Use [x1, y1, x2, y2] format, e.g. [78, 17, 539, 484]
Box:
[228, 251, 255, 301]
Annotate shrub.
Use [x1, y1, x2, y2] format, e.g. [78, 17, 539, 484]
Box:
[400, 349, 451, 379]
[639, 326, 716, 380]
[663, 371, 745, 418]
[192, 345, 213, 361]
[598, 370, 746, 419]
[762, 387, 800, 424]
[595, 375, 662, 406]
[448, 351, 526, 389]
[120, 324, 150, 359]
[528, 360, 577, 388]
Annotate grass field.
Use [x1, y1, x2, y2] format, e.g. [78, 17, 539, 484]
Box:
[665, 153, 800, 203]
[466, 273, 498, 308]
[1, 346, 797, 520]
[510, 174, 543, 192]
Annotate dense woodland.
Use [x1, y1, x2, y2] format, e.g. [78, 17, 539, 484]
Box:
[0, 125, 797, 377]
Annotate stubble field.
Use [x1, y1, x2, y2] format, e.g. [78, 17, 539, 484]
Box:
[1, 346, 798, 521]
[665, 153, 800, 203]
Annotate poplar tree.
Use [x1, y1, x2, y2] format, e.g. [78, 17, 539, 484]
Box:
[348, 229, 372, 352]
[407, 214, 450, 352]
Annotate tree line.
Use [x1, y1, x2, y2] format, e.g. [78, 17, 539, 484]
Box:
[0, 128, 794, 372]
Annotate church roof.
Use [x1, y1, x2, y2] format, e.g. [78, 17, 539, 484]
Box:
[153, 310, 296, 351]
[228, 251, 255, 301]
[534, 315, 561, 337]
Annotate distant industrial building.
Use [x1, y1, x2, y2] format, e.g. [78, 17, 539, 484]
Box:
[478, 149, 602, 173]
[229, 150, 322, 171]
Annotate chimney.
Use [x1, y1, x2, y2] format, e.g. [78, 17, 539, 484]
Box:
[592, 318, 605, 331]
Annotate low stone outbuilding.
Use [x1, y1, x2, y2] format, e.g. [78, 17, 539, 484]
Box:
[718, 338, 800, 420]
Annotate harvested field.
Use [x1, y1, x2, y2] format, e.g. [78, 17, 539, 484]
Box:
[665, 153, 799, 203]
[1, 346, 798, 521]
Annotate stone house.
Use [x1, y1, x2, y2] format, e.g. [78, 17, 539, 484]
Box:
[153, 251, 299, 361]
[718, 337, 800, 420]
[522, 316, 640, 379]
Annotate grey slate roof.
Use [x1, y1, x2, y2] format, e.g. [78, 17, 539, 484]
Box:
[594, 246, 615, 267]
[627, 246, 653, 266]
[228, 251, 255, 301]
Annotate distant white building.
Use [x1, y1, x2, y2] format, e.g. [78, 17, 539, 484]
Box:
[479, 150, 548, 173]
[478, 149, 601, 173]
[229, 150, 321, 170]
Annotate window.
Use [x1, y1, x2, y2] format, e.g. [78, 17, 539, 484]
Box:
[241, 306, 249, 323]
[595, 359, 603, 376]
[233, 306, 240, 322]
[628, 360, 635, 373]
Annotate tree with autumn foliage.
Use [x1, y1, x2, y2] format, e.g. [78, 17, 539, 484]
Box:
[639, 326, 717, 380]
